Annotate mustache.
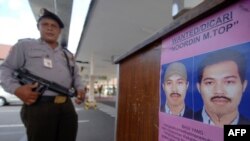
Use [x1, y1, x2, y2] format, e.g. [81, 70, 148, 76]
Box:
[211, 96, 231, 102]
[170, 93, 181, 96]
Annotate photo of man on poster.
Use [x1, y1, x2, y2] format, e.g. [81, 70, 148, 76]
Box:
[161, 62, 193, 118]
[195, 49, 250, 127]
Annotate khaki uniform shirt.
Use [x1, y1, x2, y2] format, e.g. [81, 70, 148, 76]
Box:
[0, 38, 84, 96]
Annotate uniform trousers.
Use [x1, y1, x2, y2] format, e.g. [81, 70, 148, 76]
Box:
[20, 97, 78, 141]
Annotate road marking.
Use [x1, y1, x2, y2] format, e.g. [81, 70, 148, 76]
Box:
[0, 124, 24, 128]
[75, 107, 83, 111]
[78, 120, 89, 123]
[0, 109, 20, 112]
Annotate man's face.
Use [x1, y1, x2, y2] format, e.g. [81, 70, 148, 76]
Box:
[197, 61, 247, 116]
[37, 18, 61, 43]
[163, 74, 189, 107]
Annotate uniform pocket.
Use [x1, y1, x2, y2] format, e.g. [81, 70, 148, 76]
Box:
[26, 49, 47, 68]
[28, 49, 46, 58]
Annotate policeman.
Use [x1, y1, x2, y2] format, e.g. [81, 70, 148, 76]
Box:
[0, 8, 85, 141]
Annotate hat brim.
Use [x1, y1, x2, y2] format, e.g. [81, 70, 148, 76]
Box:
[38, 15, 64, 28]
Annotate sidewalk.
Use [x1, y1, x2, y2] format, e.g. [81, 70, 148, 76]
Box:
[95, 95, 116, 102]
[91, 95, 116, 118]
[97, 103, 116, 118]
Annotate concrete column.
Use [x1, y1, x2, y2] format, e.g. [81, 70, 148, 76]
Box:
[88, 55, 95, 100]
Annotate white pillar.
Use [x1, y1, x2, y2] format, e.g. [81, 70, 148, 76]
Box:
[88, 55, 95, 100]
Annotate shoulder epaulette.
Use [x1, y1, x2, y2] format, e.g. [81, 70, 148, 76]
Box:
[18, 38, 34, 42]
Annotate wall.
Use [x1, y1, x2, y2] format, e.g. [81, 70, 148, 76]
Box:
[0, 44, 11, 60]
[116, 43, 161, 141]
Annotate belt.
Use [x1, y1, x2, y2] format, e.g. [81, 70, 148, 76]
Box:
[38, 95, 68, 104]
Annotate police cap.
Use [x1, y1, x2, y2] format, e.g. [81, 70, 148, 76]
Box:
[38, 8, 64, 28]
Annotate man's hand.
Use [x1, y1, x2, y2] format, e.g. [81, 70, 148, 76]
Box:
[14, 83, 39, 105]
[74, 89, 86, 105]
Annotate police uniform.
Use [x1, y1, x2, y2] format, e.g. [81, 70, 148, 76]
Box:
[0, 9, 84, 141]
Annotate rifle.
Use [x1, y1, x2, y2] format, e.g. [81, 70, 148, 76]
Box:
[12, 68, 76, 97]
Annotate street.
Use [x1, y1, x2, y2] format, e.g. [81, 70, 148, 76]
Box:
[0, 99, 116, 141]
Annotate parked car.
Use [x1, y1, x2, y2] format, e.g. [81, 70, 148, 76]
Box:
[0, 83, 22, 106]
